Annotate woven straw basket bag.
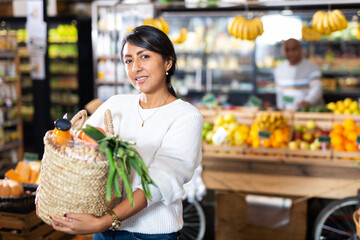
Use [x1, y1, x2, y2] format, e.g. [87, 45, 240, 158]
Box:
[37, 109, 122, 225]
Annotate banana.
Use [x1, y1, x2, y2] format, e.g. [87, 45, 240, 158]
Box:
[159, 18, 169, 35]
[126, 26, 136, 34]
[331, 9, 347, 29]
[253, 18, 264, 36]
[172, 28, 187, 44]
[236, 19, 245, 39]
[322, 14, 331, 35]
[143, 18, 154, 27]
[232, 16, 245, 37]
[312, 11, 325, 33]
[242, 21, 249, 40]
[328, 12, 341, 32]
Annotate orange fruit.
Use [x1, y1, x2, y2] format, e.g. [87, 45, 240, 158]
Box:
[333, 123, 344, 132]
[345, 142, 358, 152]
[347, 131, 358, 142]
[252, 138, 261, 148]
[343, 119, 356, 131]
[333, 145, 345, 151]
[263, 139, 271, 148]
[331, 134, 344, 146]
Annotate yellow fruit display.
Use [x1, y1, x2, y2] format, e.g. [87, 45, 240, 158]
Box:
[302, 25, 322, 41]
[228, 15, 264, 41]
[326, 99, 360, 114]
[143, 17, 169, 35]
[312, 9, 347, 35]
[246, 113, 289, 148]
[171, 28, 187, 44]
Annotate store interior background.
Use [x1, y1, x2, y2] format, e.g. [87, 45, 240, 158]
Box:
[1, 0, 360, 239]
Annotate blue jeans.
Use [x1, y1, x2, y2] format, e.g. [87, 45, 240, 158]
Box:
[93, 230, 180, 240]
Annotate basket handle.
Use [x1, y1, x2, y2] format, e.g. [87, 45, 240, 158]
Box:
[70, 110, 88, 131]
[104, 109, 114, 136]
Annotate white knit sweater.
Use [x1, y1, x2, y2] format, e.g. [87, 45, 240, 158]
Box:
[85, 94, 203, 234]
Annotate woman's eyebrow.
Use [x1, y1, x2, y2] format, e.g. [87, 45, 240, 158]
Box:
[124, 49, 148, 58]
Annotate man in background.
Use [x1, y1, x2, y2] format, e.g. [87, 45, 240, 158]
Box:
[274, 38, 323, 110]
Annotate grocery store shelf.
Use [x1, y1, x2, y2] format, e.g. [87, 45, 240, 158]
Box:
[0, 140, 22, 153]
[97, 55, 120, 60]
[322, 71, 360, 76]
[48, 41, 77, 45]
[324, 90, 360, 96]
[1, 119, 19, 128]
[49, 72, 77, 75]
[0, 51, 17, 58]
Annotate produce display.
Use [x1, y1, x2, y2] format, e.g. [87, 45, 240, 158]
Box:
[302, 25, 322, 41]
[312, 9, 348, 35]
[288, 120, 330, 151]
[0, 179, 24, 197]
[330, 119, 360, 152]
[201, 107, 360, 163]
[326, 98, 360, 115]
[247, 113, 289, 148]
[227, 15, 264, 40]
[5, 161, 41, 185]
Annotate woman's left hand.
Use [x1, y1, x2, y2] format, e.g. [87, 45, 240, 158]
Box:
[50, 213, 111, 235]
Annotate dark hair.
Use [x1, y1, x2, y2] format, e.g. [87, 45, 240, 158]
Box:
[120, 25, 177, 98]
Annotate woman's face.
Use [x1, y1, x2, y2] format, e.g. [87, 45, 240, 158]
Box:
[123, 42, 172, 94]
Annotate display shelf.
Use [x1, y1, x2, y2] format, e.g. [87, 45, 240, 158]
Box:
[1, 119, 19, 128]
[0, 140, 22, 152]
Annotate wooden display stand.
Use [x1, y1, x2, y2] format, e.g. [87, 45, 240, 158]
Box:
[215, 191, 307, 240]
[0, 211, 74, 240]
[200, 108, 360, 239]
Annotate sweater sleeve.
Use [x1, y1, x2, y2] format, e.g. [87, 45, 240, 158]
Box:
[136, 111, 203, 207]
[304, 64, 322, 105]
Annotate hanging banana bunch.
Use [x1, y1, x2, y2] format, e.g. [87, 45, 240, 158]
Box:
[143, 17, 170, 35]
[357, 23, 360, 40]
[227, 15, 264, 41]
[171, 28, 188, 44]
[302, 25, 322, 41]
[312, 9, 347, 35]
[126, 26, 136, 34]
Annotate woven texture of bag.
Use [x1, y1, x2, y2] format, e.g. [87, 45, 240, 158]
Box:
[37, 110, 121, 225]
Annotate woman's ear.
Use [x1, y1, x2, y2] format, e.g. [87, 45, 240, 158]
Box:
[165, 58, 173, 72]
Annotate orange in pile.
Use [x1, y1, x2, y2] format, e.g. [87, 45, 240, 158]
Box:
[330, 119, 360, 152]
[247, 125, 290, 148]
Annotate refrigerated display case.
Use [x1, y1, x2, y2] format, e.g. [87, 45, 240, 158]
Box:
[92, 1, 360, 105]
[92, 1, 154, 101]
[47, 17, 94, 121]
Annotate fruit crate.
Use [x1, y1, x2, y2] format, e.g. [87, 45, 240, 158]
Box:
[333, 114, 360, 123]
[286, 112, 334, 163]
[0, 210, 74, 240]
[244, 110, 291, 161]
[202, 143, 247, 159]
[332, 150, 360, 165]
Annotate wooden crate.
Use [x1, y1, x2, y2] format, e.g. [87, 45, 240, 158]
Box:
[245, 147, 287, 162]
[202, 143, 247, 159]
[0, 211, 74, 240]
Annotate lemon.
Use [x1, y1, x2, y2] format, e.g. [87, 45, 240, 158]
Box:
[214, 115, 225, 126]
[344, 109, 352, 115]
[336, 100, 345, 110]
[326, 102, 336, 111]
[349, 101, 359, 112]
[343, 98, 352, 107]
[224, 113, 236, 123]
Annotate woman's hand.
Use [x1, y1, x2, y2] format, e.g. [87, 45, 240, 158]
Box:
[50, 213, 112, 235]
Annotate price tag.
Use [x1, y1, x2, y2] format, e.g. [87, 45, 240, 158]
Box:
[318, 136, 331, 143]
[24, 152, 39, 161]
[212, 127, 227, 145]
[248, 95, 263, 107]
[356, 136, 360, 144]
[282, 95, 294, 104]
[258, 131, 271, 139]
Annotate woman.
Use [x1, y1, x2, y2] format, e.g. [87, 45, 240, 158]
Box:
[48, 25, 203, 239]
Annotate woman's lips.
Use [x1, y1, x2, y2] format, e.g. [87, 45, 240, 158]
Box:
[136, 76, 147, 84]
